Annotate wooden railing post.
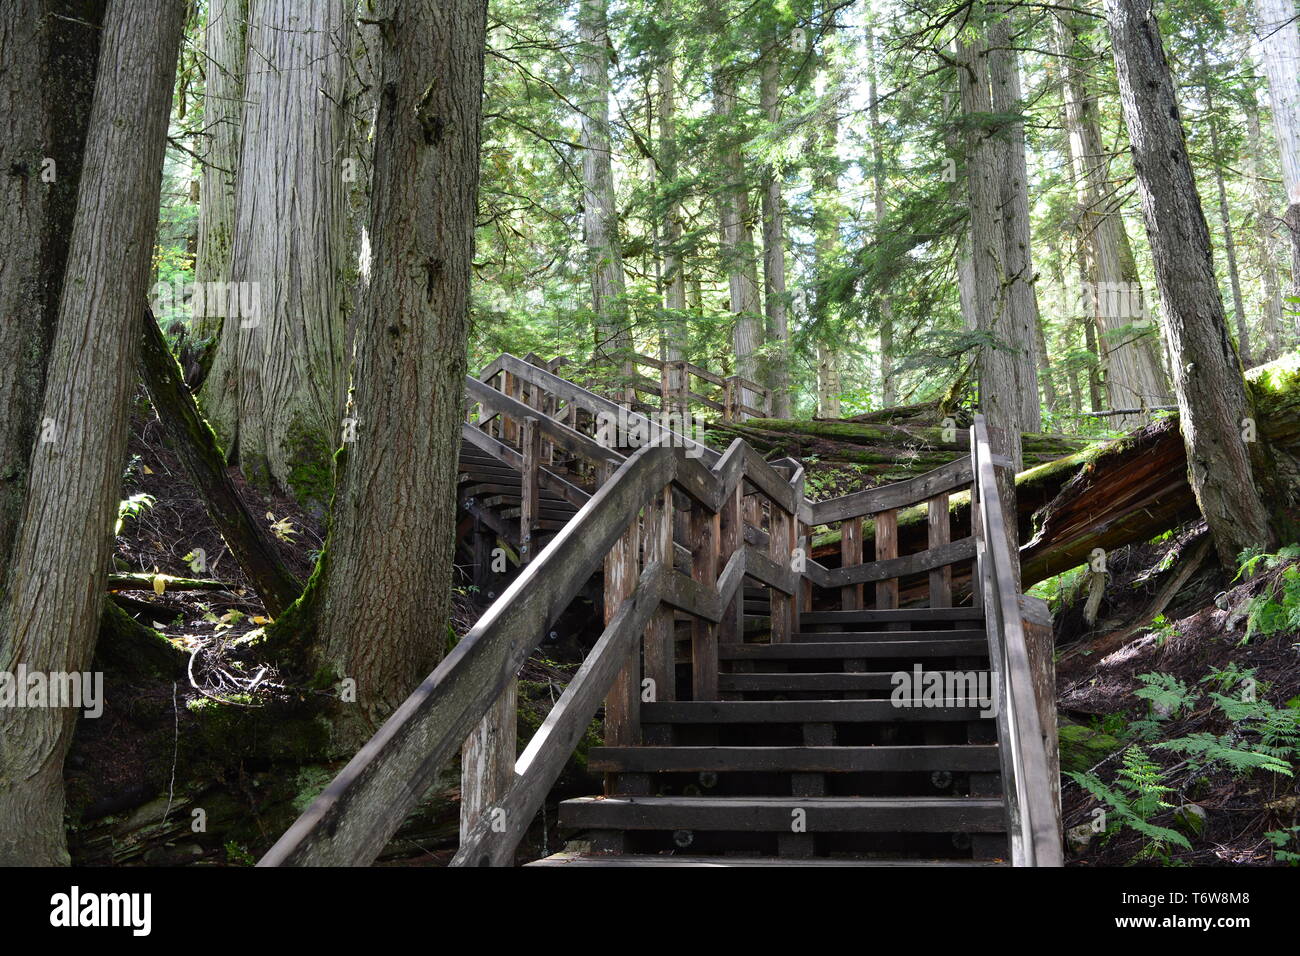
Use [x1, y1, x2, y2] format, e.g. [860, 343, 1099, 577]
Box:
[875, 508, 899, 610]
[1020, 593, 1062, 836]
[718, 480, 743, 647]
[769, 502, 793, 642]
[840, 516, 863, 611]
[603, 461, 641, 745]
[642, 486, 676, 703]
[519, 417, 541, 565]
[690, 496, 720, 699]
[927, 494, 952, 608]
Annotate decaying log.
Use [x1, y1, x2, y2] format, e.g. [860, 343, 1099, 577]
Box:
[139, 309, 303, 616]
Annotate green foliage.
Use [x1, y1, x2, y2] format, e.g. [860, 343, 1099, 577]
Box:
[1068, 748, 1192, 854]
[1265, 828, 1300, 865]
[115, 493, 156, 536]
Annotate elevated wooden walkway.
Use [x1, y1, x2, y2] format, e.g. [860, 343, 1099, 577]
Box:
[261, 354, 1062, 867]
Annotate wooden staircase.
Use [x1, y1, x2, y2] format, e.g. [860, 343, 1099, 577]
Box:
[261, 353, 1063, 868]
[540, 604, 1008, 866]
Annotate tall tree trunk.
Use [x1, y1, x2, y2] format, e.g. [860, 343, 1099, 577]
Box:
[714, 67, 764, 415]
[957, 20, 1022, 566]
[313, 0, 487, 749]
[200, 0, 352, 513]
[759, 46, 792, 418]
[988, 9, 1042, 432]
[0, 0, 102, 594]
[1207, 95, 1252, 366]
[194, 0, 246, 342]
[1253, 0, 1300, 300]
[812, 9, 844, 419]
[579, 0, 632, 398]
[1246, 95, 1285, 358]
[868, 24, 896, 408]
[1106, 0, 1274, 568]
[657, 47, 687, 401]
[1055, 10, 1170, 427]
[0, 0, 185, 865]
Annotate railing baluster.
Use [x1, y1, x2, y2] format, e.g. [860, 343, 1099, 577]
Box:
[603, 463, 641, 745]
[690, 496, 720, 699]
[840, 516, 863, 611]
[769, 502, 793, 642]
[718, 481, 743, 647]
[927, 494, 952, 608]
[642, 487, 676, 703]
[874, 508, 899, 610]
[519, 417, 540, 565]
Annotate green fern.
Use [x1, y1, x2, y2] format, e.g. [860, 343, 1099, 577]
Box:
[1067, 747, 1191, 854]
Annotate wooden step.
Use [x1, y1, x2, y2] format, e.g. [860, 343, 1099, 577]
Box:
[800, 608, 984, 626]
[641, 700, 990, 724]
[588, 744, 1000, 773]
[529, 852, 1006, 867]
[792, 629, 987, 643]
[719, 639, 988, 660]
[558, 795, 1006, 833]
[719, 671, 990, 693]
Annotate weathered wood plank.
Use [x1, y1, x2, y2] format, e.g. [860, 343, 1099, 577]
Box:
[809, 456, 974, 524]
[804, 536, 976, 589]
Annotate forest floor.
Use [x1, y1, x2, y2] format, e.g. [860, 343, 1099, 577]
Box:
[74, 394, 1300, 866]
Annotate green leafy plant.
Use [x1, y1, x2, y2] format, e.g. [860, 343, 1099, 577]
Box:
[1265, 828, 1300, 865]
[1068, 747, 1191, 854]
[115, 492, 156, 535]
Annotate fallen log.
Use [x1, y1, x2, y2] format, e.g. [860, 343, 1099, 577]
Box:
[139, 309, 303, 616]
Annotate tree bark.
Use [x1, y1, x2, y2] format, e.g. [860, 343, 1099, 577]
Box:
[759, 45, 792, 418]
[868, 24, 896, 408]
[1106, 0, 1275, 568]
[313, 0, 487, 749]
[0, 0, 103, 596]
[657, 46, 687, 394]
[714, 67, 764, 415]
[1055, 10, 1170, 427]
[1253, 0, 1300, 299]
[193, 0, 246, 342]
[1246, 95, 1285, 359]
[200, 0, 352, 512]
[0, 0, 185, 866]
[988, 9, 1042, 432]
[956, 21, 1022, 566]
[579, 0, 633, 396]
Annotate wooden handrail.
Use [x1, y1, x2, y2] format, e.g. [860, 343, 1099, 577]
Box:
[970, 414, 1063, 866]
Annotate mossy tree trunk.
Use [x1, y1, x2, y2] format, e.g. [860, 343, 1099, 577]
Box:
[199, 0, 352, 514]
[0, 0, 185, 866]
